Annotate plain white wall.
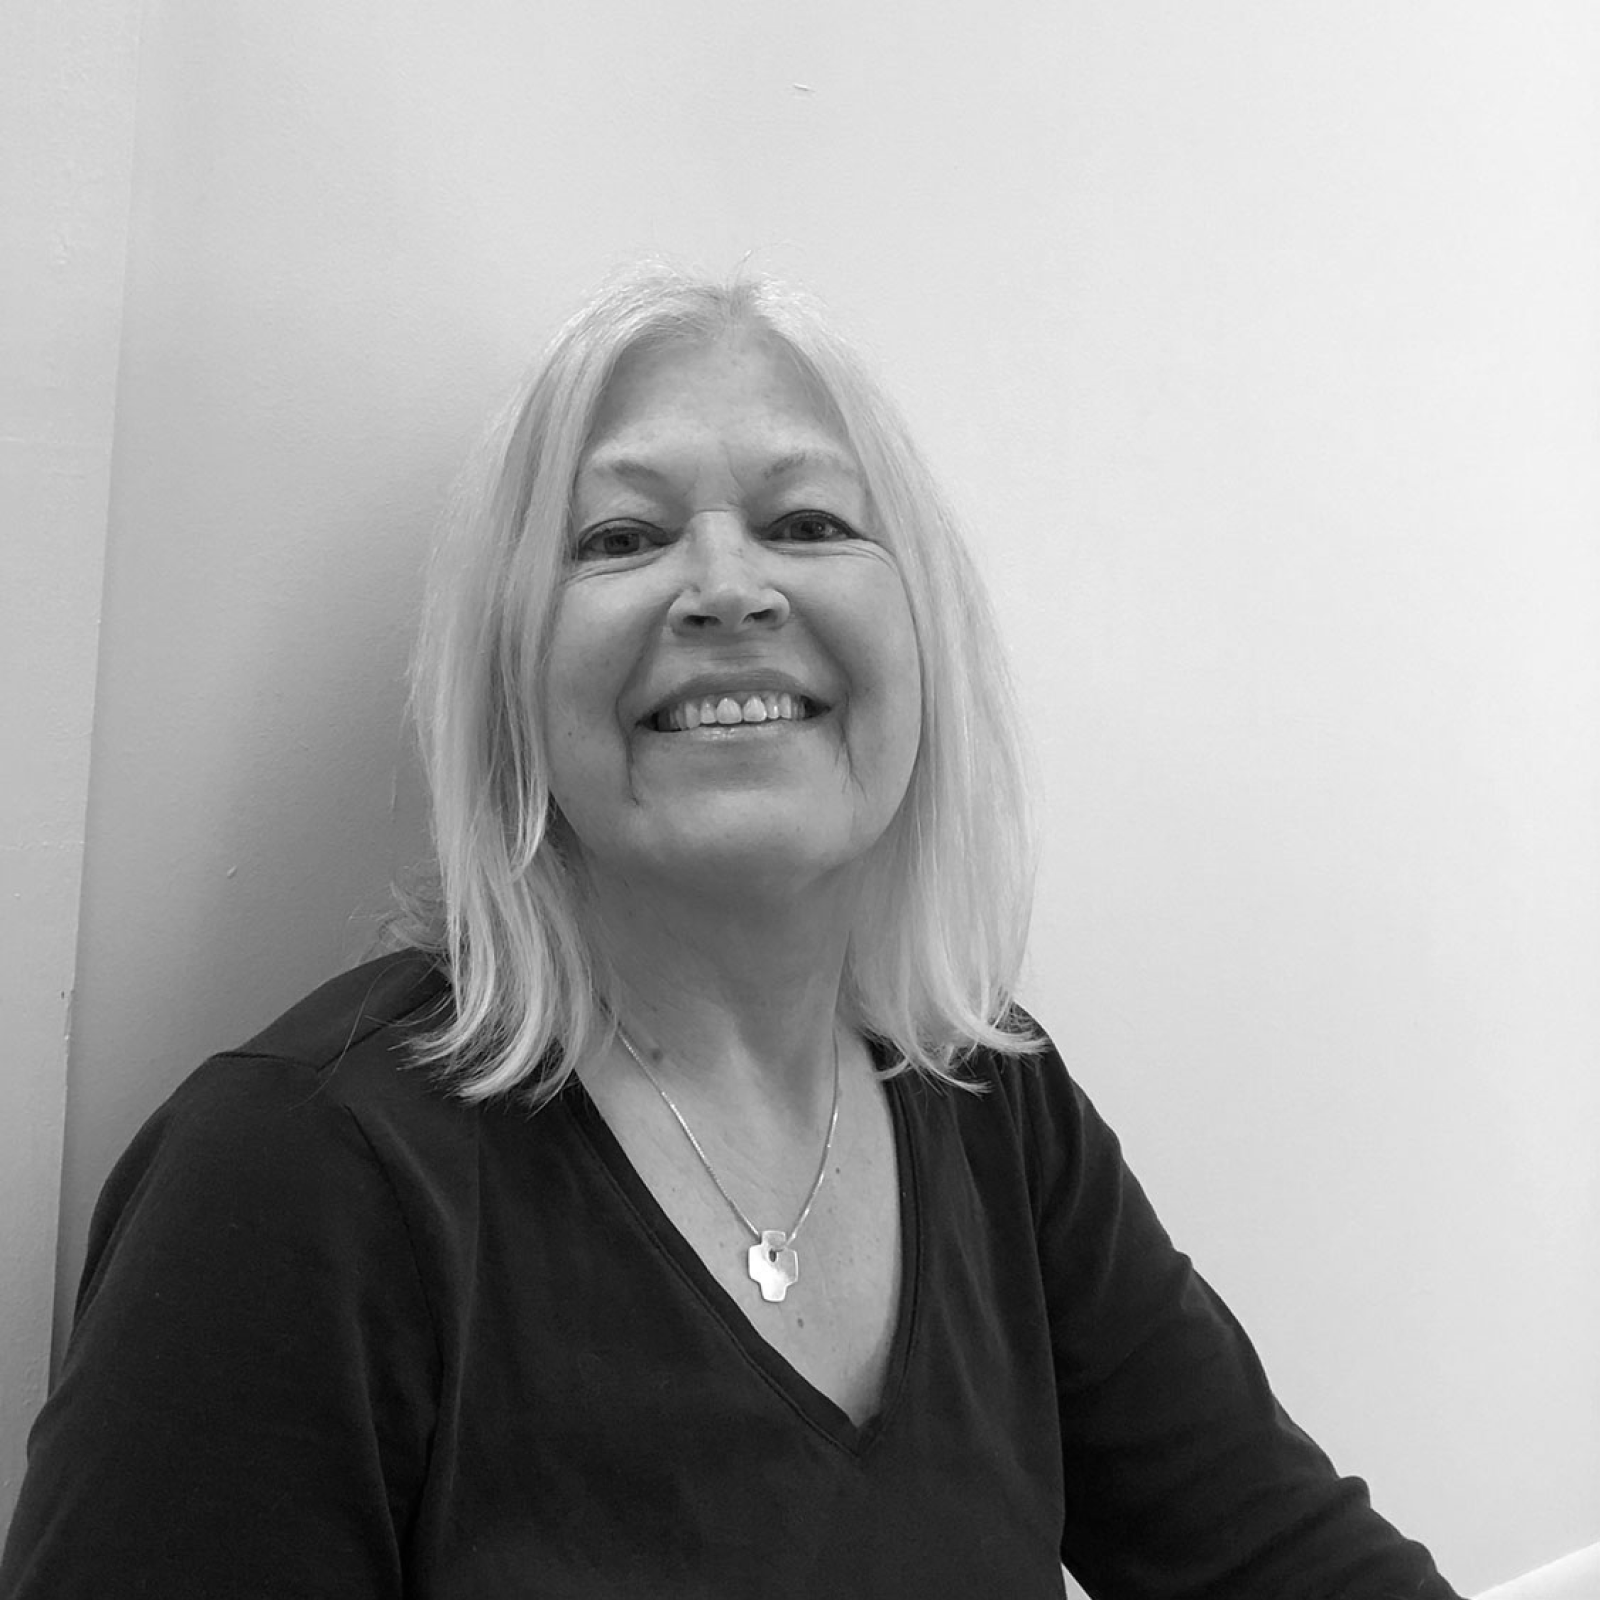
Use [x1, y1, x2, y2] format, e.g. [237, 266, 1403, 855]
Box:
[15, 1, 1598, 1588]
[995, 4, 1600, 1589]
[0, 0, 141, 1522]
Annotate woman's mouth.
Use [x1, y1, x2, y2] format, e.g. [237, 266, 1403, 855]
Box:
[647, 693, 824, 733]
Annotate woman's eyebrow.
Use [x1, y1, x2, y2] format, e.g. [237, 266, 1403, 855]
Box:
[760, 447, 862, 485]
[579, 455, 672, 489]
[582, 448, 861, 488]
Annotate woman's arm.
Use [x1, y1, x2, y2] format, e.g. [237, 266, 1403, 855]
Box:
[1018, 1041, 1462, 1598]
[0, 1054, 438, 1600]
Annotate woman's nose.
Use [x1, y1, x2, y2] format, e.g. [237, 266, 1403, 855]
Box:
[666, 519, 791, 634]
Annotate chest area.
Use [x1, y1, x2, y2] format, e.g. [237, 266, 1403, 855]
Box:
[424, 1082, 1068, 1596]
[596, 1069, 905, 1428]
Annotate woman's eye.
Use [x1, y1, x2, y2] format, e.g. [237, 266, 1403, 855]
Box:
[573, 523, 656, 560]
[769, 511, 857, 544]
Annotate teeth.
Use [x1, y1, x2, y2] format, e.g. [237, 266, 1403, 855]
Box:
[658, 692, 812, 731]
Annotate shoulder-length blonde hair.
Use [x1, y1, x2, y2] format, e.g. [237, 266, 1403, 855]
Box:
[393, 262, 1040, 1105]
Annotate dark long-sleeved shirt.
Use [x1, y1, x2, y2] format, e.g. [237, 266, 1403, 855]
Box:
[0, 951, 1461, 1597]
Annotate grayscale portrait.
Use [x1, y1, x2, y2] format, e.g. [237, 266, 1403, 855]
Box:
[4, 4, 1595, 1597]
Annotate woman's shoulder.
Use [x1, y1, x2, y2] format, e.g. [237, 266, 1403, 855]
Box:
[951, 1007, 1091, 1139]
[157, 948, 454, 1131]
[85, 952, 466, 1286]
[895, 1008, 1137, 1224]
[230, 946, 451, 1077]
[27, 961, 455, 1599]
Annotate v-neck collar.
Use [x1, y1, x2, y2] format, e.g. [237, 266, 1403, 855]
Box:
[563, 1039, 922, 1458]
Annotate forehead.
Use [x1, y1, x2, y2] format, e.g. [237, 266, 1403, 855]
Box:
[580, 331, 855, 478]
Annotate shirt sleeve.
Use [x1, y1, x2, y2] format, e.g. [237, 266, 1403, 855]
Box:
[1021, 1047, 1461, 1599]
[0, 1055, 439, 1600]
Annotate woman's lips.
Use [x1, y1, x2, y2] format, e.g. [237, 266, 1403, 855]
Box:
[647, 691, 822, 732]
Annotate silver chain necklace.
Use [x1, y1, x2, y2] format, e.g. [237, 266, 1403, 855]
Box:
[615, 1026, 841, 1304]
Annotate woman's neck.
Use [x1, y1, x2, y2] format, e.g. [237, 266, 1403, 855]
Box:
[576, 865, 857, 1120]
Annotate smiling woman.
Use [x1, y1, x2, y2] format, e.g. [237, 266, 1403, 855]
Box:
[545, 331, 923, 932]
[0, 266, 1465, 1599]
[399, 268, 1038, 1113]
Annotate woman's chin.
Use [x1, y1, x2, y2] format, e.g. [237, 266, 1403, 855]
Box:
[610, 821, 874, 904]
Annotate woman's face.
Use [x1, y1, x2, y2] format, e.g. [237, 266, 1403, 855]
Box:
[540, 330, 922, 901]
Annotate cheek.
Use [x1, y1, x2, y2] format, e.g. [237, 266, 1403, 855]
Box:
[539, 599, 639, 814]
[849, 586, 923, 776]
[874, 578, 922, 709]
[543, 592, 636, 728]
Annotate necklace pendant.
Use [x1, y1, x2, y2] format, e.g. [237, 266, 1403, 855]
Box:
[748, 1229, 800, 1303]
